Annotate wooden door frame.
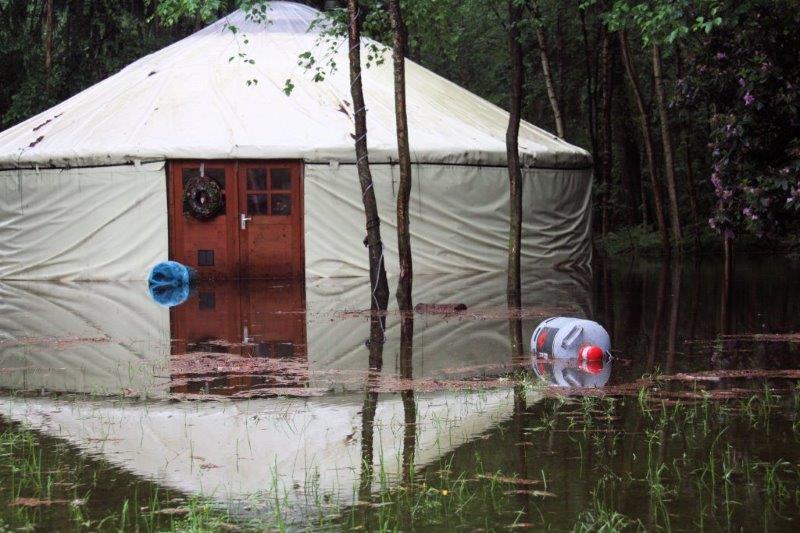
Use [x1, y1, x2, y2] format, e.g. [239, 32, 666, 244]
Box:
[167, 159, 305, 279]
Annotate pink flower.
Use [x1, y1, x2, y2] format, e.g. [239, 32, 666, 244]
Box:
[744, 92, 755, 106]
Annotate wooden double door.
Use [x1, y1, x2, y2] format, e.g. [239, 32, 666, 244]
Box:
[169, 160, 303, 279]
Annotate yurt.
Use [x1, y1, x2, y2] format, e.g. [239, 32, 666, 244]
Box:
[0, 1, 592, 281]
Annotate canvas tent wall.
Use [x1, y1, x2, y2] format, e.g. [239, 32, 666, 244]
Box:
[0, 1, 592, 281]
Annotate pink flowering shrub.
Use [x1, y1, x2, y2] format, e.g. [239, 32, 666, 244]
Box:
[677, 1, 800, 240]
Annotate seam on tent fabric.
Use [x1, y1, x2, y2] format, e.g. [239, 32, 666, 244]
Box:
[2, 160, 593, 172]
[304, 161, 594, 171]
[0, 160, 167, 172]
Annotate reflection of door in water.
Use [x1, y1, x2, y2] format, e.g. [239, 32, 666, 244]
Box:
[238, 162, 303, 279]
[168, 160, 303, 279]
[169, 281, 307, 396]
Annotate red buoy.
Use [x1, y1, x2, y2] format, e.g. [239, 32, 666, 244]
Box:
[578, 345, 604, 362]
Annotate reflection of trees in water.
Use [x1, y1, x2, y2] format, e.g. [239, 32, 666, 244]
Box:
[666, 262, 682, 374]
[599, 259, 800, 377]
[358, 308, 385, 501]
[356, 301, 418, 519]
[399, 311, 416, 486]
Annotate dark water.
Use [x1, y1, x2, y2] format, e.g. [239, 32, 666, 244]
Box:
[0, 257, 799, 530]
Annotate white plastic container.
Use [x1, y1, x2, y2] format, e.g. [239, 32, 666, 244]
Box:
[531, 317, 611, 359]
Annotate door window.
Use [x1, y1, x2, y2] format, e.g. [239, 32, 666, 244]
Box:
[244, 167, 293, 216]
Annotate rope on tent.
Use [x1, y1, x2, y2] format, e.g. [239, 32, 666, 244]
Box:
[370, 240, 386, 339]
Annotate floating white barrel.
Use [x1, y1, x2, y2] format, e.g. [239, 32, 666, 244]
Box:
[531, 317, 611, 359]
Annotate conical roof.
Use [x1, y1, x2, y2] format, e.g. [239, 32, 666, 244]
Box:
[0, 1, 590, 170]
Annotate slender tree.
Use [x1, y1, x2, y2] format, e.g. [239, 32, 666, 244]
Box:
[506, 0, 525, 304]
[598, 28, 614, 239]
[532, 2, 565, 138]
[578, 7, 599, 176]
[618, 29, 670, 256]
[388, 0, 413, 311]
[675, 46, 701, 249]
[652, 43, 683, 250]
[347, 0, 389, 310]
[43, 0, 54, 75]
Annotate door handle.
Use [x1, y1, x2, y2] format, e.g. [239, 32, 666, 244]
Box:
[240, 213, 252, 230]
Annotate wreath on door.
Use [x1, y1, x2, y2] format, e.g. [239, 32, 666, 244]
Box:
[183, 176, 223, 220]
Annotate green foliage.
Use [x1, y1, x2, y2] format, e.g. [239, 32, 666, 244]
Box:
[603, 0, 722, 46]
[155, 0, 226, 27]
[0, 1, 217, 129]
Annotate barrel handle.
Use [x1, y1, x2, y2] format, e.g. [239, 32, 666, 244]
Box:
[561, 325, 584, 349]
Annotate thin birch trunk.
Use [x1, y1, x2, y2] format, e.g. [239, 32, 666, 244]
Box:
[534, 12, 565, 138]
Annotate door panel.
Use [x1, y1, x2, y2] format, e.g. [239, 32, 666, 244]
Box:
[169, 161, 239, 278]
[168, 160, 303, 279]
[238, 162, 303, 279]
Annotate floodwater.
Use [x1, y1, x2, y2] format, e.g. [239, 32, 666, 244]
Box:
[1, 257, 799, 530]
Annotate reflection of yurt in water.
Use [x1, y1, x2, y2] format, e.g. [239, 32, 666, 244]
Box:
[0, 1, 592, 281]
[0, 391, 523, 506]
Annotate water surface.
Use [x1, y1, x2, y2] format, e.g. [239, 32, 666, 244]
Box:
[1, 257, 799, 530]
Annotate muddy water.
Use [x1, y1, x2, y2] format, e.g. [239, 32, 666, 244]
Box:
[0, 257, 799, 530]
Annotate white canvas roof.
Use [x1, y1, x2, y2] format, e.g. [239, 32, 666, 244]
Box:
[0, 1, 590, 170]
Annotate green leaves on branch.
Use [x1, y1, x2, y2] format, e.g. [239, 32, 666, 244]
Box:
[602, 0, 723, 46]
[284, 2, 389, 97]
[154, 0, 225, 27]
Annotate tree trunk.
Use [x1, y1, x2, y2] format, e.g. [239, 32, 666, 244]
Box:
[506, 0, 524, 305]
[618, 30, 670, 257]
[534, 16, 564, 138]
[617, 92, 644, 226]
[599, 29, 614, 240]
[347, 0, 389, 310]
[578, 9, 598, 178]
[652, 44, 683, 251]
[388, 0, 413, 311]
[683, 136, 701, 249]
[44, 0, 54, 95]
[555, 9, 565, 118]
[675, 45, 701, 250]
